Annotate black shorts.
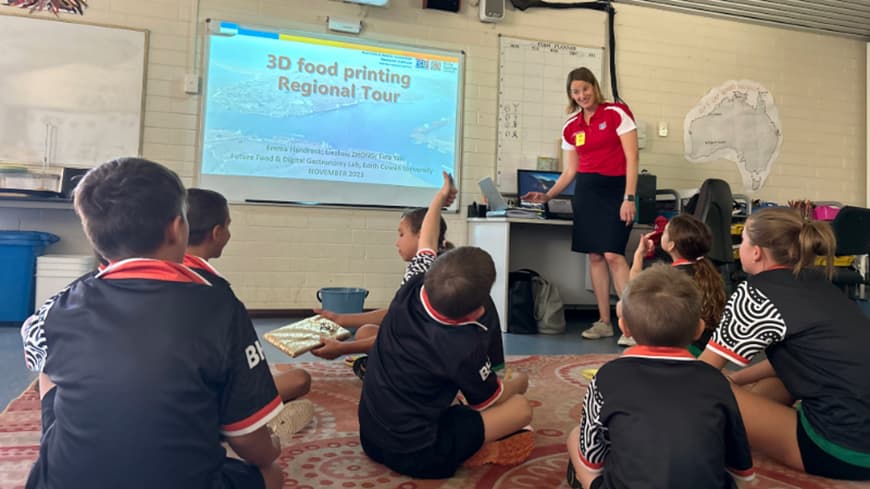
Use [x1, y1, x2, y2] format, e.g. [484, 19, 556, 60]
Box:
[797, 416, 870, 480]
[360, 405, 485, 479]
[219, 457, 266, 489]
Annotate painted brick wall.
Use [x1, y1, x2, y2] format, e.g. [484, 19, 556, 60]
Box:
[1, 0, 865, 309]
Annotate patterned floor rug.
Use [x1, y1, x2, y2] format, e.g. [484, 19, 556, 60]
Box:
[2, 354, 869, 488]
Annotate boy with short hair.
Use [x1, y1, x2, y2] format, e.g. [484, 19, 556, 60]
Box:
[358, 172, 534, 479]
[566, 264, 755, 489]
[185, 187, 314, 438]
[23, 158, 284, 489]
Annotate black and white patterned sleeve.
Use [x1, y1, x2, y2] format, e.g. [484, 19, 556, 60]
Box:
[21, 296, 59, 372]
[708, 281, 786, 367]
[578, 376, 607, 472]
[400, 249, 436, 286]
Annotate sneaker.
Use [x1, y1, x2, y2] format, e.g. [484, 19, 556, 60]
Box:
[463, 427, 535, 467]
[352, 355, 368, 381]
[581, 321, 614, 339]
[617, 334, 637, 347]
[267, 399, 314, 443]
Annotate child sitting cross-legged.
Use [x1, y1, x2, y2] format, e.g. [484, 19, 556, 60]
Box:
[184, 187, 314, 439]
[312, 205, 506, 383]
[358, 172, 534, 479]
[567, 264, 755, 489]
[22, 158, 285, 489]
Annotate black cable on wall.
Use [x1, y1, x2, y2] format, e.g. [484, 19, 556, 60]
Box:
[510, 0, 623, 103]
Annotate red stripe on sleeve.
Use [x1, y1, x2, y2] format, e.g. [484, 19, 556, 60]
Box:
[470, 379, 504, 411]
[221, 395, 283, 436]
[706, 341, 750, 367]
[578, 448, 604, 472]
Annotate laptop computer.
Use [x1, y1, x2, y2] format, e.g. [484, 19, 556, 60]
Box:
[478, 177, 541, 218]
[517, 169, 575, 219]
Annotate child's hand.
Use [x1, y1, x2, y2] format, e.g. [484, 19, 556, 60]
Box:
[438, 171, 458, 208]
[637, 231, 656, 255]
[313, 308, 342, 325]
[311, 337, 345, 360]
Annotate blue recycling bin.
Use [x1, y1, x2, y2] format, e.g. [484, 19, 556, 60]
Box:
[0, 231, 59, 323]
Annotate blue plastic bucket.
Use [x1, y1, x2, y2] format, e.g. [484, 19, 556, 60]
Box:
[0, 231, 59, 323]
[316, 287, 369, 314]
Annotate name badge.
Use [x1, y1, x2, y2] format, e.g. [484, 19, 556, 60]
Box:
[575, 132, 586, 146]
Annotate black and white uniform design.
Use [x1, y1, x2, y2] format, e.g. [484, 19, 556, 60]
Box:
[577, 346, 755, 489]
[22, 269, 98, 373]
[712, 281, 786, 363]
[708, 268, 870, 456]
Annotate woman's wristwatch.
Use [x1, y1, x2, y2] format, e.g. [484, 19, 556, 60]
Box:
[623, 194, 635, 202]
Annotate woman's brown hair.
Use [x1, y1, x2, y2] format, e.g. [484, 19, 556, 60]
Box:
[668, 214, 726, 332]
[745, 207, 836, 278]
[565, 67, 604, 114]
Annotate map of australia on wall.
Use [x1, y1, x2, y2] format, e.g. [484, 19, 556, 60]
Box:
[684, 80, 782, 193]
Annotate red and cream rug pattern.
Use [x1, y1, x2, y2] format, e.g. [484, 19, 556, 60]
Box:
[2, 354, 869, 488]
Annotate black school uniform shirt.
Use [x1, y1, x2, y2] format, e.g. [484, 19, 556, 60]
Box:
[358, 249, 503, 453]
[184, 254, 233, 290]
[709, 268, 870, 456]
[22, 258, 282, 489]
[577, 346, 755, 489]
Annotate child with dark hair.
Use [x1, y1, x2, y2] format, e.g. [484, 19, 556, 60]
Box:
[22, 158, 285, 489]
[702, 207, 870, 480]
[311, 205, 505, 383]
[630, 214, 726, 355]
[567, 264, 754, 489]
[185, 188, 313, 438]
[311, 206, 453, 362]
[358, 173, 534, 479]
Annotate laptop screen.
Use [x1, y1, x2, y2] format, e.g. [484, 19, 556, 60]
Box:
[517, 170, 576, 200]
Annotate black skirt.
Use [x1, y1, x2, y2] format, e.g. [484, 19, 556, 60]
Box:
[571, 173, 632, 255]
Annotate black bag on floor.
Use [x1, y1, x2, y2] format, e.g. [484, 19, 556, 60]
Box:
[508, 269, 538, 334]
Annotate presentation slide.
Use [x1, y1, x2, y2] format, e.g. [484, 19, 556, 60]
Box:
[199, 21, 464, 208]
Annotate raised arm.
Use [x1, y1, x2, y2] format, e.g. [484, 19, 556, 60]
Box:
[418, 171, 457, 253]
[629, 231, 656, 280]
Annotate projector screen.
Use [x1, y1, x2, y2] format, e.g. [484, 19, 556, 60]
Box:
[198, 21, 465, 209]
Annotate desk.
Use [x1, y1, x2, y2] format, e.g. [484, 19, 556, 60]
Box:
[467, 217, 652, 331]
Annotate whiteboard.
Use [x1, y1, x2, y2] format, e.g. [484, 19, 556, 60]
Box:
[0, 15, 146, 168]
[496, 36, 603, 193]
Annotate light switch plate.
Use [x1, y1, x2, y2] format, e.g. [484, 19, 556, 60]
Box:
[657, 121, 668, 137]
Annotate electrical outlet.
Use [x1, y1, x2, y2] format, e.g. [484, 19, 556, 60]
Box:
[184, 74, 200, 94]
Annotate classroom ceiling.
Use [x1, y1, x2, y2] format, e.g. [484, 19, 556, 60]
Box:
[617, 0, 870, 40]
